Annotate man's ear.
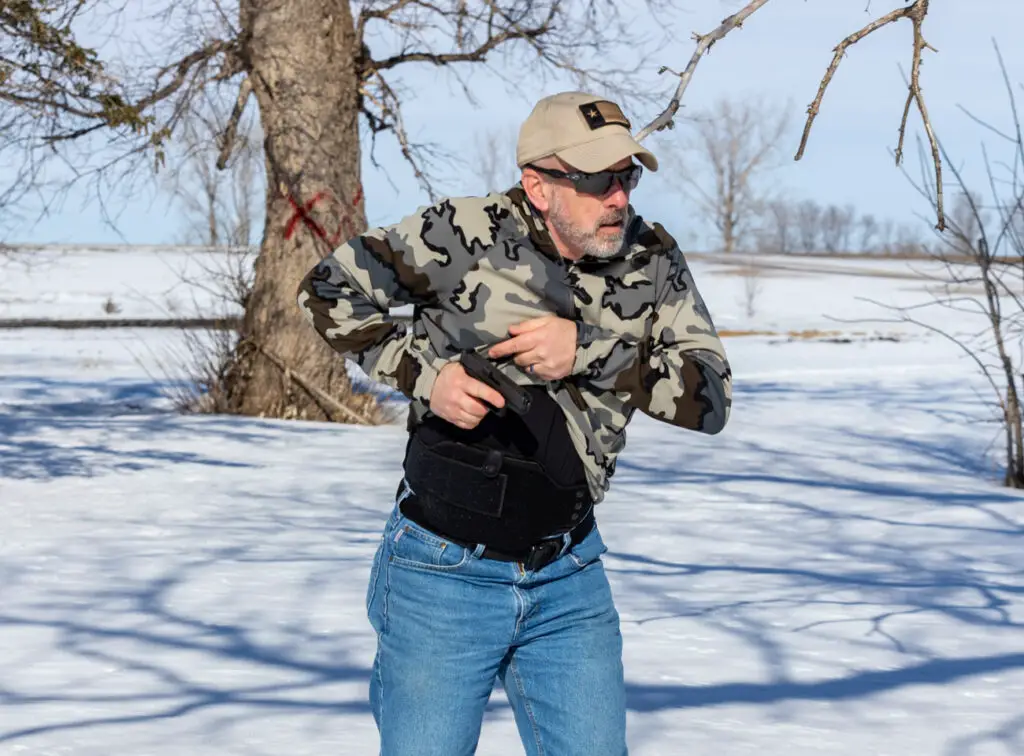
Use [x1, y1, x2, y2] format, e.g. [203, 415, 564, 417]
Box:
[521, 168, 550, 214]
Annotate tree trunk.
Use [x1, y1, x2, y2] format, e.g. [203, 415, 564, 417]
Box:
[227, 0, 379, 423]
[722, 164, 737, 254]
[1003, 367, 1024, 488]
[722, 194, 736, 254]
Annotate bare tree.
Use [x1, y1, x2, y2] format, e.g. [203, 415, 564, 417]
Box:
[164, 95, 264, 249]
[667, 97, 790, 253]
[739, 265, 763, 319]
[820, 203, 856, 254]
[863, 44, 1024, 487]
[471, 125, 521, 195]
[891, 222, 929, 257]
[858, 214, 879, 253]
[756, 199, 796, 255]
[948, 189, 985, 259]
[796, 200, 823, 253]
[1, 0, 947, 424]
[876, 218, 897, 254]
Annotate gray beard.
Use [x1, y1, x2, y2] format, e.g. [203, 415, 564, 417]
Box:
[549, 193, 626, 259]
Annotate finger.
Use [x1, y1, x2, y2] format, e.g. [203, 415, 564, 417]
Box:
[508, 316, 554, 335]
[462, 377, 505, 409]
[444, 402, 481, 428]
[462, 402, 491, 427]
[453, 413, 477, 430]
[488, 332, 537, 358]
[527, 357, 558, 380]
[486, 338, 516, 359]
[511, 347, 543, 370]
[460, 394, 491, 419]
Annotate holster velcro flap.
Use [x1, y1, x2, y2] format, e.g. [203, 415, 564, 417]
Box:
[404, 435, 508, 517]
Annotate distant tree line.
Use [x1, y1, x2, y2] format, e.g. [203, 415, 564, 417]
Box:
[656, 96, 939, 257]
[752, 198, 931, 257]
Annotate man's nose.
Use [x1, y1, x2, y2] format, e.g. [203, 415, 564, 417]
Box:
[604, 178, 629, 209]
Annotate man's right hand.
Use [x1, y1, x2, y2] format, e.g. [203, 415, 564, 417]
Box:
[429, 361, 506, 430]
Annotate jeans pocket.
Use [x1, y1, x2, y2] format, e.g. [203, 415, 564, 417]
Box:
[389, 516, 470, 572]
[568, 523, 608, 569]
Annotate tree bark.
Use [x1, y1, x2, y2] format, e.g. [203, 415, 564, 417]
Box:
[228, 0, 377, 422]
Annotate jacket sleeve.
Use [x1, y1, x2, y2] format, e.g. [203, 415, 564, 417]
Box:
[570, 245, 732, 434]
[296, 210, 450, 406]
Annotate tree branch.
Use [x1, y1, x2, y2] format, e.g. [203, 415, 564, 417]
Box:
[135, 39, 236, 114]
[365, 0, 554, 73]
[795, 0, 943, 229]
[355, 0, 421, 53]
[2, 35, 235, 144]
[634, 0, 772, 143]
[216, 75, 253, 171]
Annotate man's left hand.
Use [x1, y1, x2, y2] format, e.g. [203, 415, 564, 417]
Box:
[488, 315, 577, 381]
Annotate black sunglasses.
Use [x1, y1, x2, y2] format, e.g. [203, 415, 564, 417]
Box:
[527, 163, 642, 196]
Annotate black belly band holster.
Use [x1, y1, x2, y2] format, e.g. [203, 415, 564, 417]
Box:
[401, 432, 594, 555]
[403, 433, 511, 517]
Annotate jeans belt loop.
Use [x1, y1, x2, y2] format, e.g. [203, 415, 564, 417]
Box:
[558, 530, 573, 557]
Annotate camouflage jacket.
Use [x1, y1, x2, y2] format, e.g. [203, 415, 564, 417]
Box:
[297, 186, 732, 503]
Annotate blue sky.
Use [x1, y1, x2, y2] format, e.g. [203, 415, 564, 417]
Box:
[5, 0, 1024, 249]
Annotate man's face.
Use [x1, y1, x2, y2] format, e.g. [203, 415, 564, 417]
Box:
[530, 157, 635, 260]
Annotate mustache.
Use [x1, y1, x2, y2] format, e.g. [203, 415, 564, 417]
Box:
[596, 210, 626, 229]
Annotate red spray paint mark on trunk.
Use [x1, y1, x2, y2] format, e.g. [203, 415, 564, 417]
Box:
[284, 187, 364, 247]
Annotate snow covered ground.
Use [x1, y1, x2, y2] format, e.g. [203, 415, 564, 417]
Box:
[2, 248, 1023, 755]
[0, 246, 252, 322]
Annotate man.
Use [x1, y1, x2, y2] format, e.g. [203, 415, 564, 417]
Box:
[297, 91, 732, 755]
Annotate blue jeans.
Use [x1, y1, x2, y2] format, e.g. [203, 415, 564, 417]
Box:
[366, 483, 627, 755]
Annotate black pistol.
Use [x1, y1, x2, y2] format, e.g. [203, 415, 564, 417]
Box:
[460, 350, 533, 417]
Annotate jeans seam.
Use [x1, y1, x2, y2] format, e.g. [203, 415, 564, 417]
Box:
[375, 556, 393, 739]
[512, 583, 526, 640]
[366, 537, 385, 611]
[389, 549, 470, 573]
[394, 521, 450, 550]
[510, 656, 544, 756]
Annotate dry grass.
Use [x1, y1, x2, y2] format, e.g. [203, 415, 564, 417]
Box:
[719, 328, 902, 342]
[718, 329, 777, 337]
[719, 328, 844, 338]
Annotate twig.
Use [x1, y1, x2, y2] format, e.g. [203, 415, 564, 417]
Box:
[360, 72, 436, 199]
[834, 298, 1007, 413]
[896, 2, 942, 229]
[634, 0, 772, 143]
[795, 0, 944, 230]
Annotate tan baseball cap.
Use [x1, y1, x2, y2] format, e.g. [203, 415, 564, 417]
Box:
[516, 91, 658, 173]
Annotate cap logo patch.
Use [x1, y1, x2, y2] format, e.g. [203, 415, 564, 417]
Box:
[579, 101, 631, 131]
